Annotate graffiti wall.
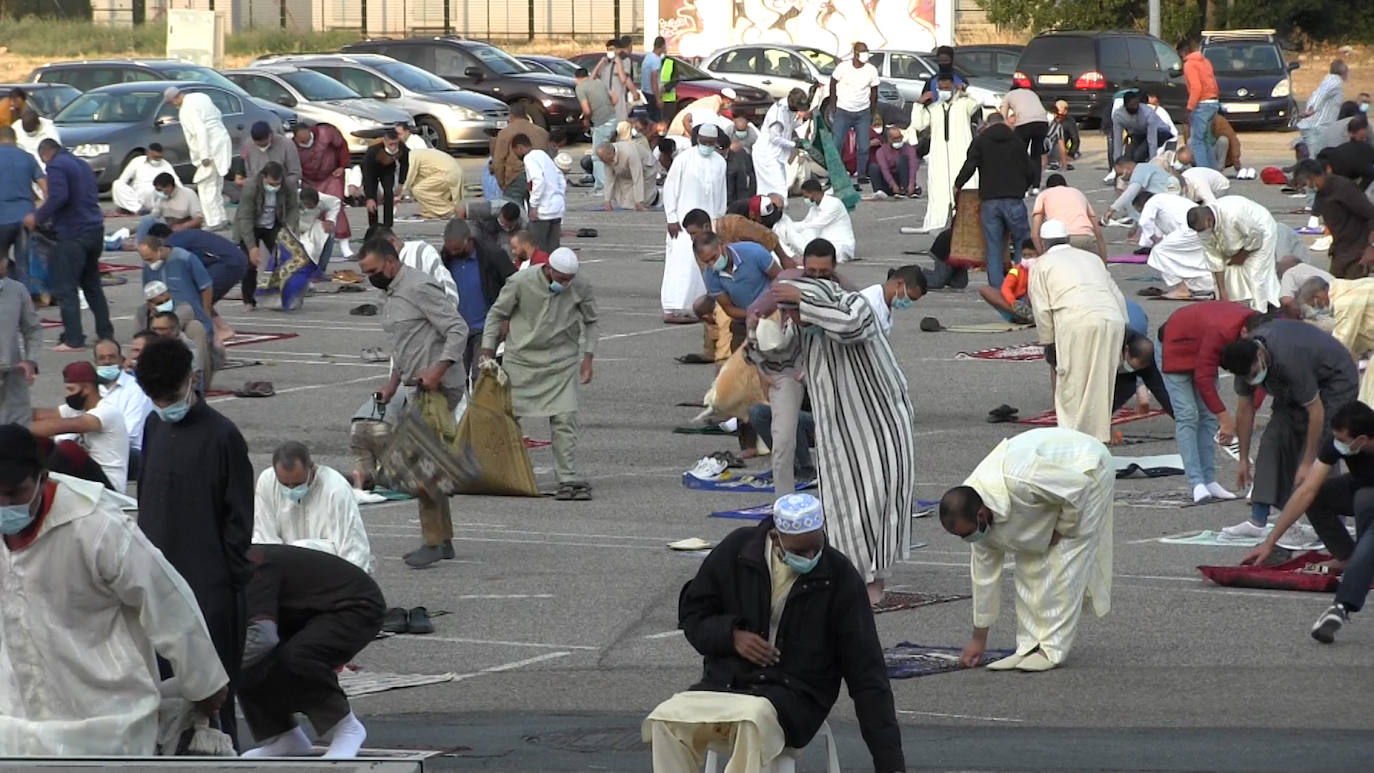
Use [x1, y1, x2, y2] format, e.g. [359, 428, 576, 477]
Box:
[650, 0, 953, 59]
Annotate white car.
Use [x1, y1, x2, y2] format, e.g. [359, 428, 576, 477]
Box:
[225, 65, 412, 155]
[700, 44, 905, 115]
[868, 50, 1005, 113]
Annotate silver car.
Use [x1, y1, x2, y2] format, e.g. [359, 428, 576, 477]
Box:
[224, 66, 413, 155]
[699, 44, 904, 112]
[252, 53, 509, 153]
[868, 50, 1006, 112]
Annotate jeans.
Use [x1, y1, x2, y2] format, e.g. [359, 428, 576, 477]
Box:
[831, 108, 871, 180]
[591, 119, 618, 191]
[979, 198, 1031, 288]
[1304, 475, 1374, 611]
[1189, 102, 1220, 170]
[1156, 347, 1218, 487]
[866, 157, 912, 195]
[49, 227, 113, 348]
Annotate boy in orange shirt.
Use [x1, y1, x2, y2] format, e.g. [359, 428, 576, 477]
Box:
[978, 240, 1039, 324]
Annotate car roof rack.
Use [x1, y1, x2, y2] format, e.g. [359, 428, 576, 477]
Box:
[1202, 29, 1276, 39]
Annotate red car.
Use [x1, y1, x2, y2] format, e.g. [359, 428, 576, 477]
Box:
[568, 52, 773, 123]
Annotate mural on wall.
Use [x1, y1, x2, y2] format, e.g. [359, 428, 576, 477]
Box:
[657, 0, 941, 58]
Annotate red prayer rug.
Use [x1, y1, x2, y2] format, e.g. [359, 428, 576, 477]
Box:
[1018, 406, 1168, 427]
[98, 262, 141, 273]
[1199, 551, 1372, 593]
[954, 343, 1045, 361]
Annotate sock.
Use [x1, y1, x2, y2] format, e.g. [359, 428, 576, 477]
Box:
[323, 712, 367, 758]
[1206, 482, 1237, 500]
[241, 725, 312, 758]
[1250, 502, 1269, 527]
[1192, 483, 1211, 503]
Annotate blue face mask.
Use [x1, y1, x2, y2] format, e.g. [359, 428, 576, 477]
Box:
[96, 364, 121, 382]
[548, 281, 565, 294]
[281, 482, 310, 502]
[781, 549, 822, 574]
[264, 184, 280, 193]
[697, 143, 716, 157]
[155, 385, 193, 424]
[1248, 367, 1267, 386]
[156, 300, 174, 313]
[0, 481, 40, 535]
[892, 295, 914, 311]
[963, 520, 990, 544]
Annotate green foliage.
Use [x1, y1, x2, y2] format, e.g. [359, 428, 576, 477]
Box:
[0, 14, 165, 57]
[1226, 0, 1374, 44]
[224, 27, 362, 57]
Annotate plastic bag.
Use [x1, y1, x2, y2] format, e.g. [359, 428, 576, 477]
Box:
[452, 364, 540, 497]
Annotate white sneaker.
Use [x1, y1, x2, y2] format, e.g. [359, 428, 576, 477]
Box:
[339, 240, 354, 258]
[689, 456, 728, 481]
[1276, 522, 1323, 551]
[1307, 215, 1321, 230]
[1103, 171, 1116, 183]
[1311, 235, 1333, 252]
[872, 190, 888, 200]
[1107, 216, 1136, 228]
[79, 289, 89, 311]
[1221, 519, 1268, 539]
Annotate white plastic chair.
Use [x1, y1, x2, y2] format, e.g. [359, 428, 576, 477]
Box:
[703, 719, 840, 773]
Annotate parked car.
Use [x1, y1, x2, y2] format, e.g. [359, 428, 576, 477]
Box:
[699, 44, 904, 115]
[1012, 31, 1187, 125]
[566, 52, 773, 123]
[28, 58, 297, 127]
[224, 65, 412, 154]
[53, 80, 279, 190]
[518, 55, 579, 79]
[0, 82, 81, 117]
[868, 50, 1005, 112]
[253, 53, 509, 152]
[950, 44, 1024, 83]
[1200, 29, 1299, 129]
[342, 38, 580, 130]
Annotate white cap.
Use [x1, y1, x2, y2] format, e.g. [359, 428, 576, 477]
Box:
[1039, 219, 1069, 240]
[143, 281, 168, 300]
[773, 493, 824, 534]
[720, 87, 738, 101]
[554, 152, 573, 172]
[162, 86, 180, 101]
[698, 123, 719, 139]
[548, 247, 579, 275]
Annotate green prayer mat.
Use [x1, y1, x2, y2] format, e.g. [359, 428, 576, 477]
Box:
[808, 113, 860, 211]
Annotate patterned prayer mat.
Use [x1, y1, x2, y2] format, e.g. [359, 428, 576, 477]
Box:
[98, 262, 141, 273]
[954, 343, 1045, 361]
[338, 669, 455, 697]
[1018, 406, 1168, 427]
[943, 322, 1035, 334]
[873, 592, 970, 615]
[222, 331, 299, 347]
[524, 437, 552, 448]
[1107, 254, 1149, 264]
[672, 425, 735, 435]
[684, 469, 817, 493]
[884, 642, 1015, 679]
[1199, 551, 1373, 593]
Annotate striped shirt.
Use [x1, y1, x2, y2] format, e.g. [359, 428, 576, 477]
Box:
[1299, 74, 1345, 130]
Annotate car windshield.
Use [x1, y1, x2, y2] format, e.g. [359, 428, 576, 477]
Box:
[1204, 42, 1284, 74]
[281, 70, 361, 100]
[672, 58, 711, 80]
[159, 65, 242, 92]
[370, 60, 457, 92]
[795, 48, 838, 75]
[29, 85, 80, 116]
[55, 90, 161, 123]
[469, 43, 531, 75]
[537, 58, 579, 78]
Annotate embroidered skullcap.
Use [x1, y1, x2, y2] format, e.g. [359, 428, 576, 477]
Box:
[548, 247, 579, 275]
[143, 280, 168, 300]
[773, 493, 824, 534]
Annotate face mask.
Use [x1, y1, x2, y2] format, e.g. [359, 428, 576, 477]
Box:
[155, 386, 192, 424]
[0, 482, 39, 536]
[697, 143, 716, 157]
[1334, 438, 1360, 456]
[781, 548, 822, 574]
[264, 184, 280, 194]
[1362, 103, 1370, 113]
[605, 51, 615, 60]
[937, 91, 952, 103]
[857, 52, 871, 64]
[148, 259, 165, 271]
[963, 519, 990, 544]
[385, 145, 398, 156]
[892, 295, 914, 310]
[155, 190, 170, 200]
[548, 281, 565, 294]
[368, 271, 394, 291]
[735, 130, 749, 139]
[807, 198, 820, 207]
[713, 253, 729, 272]
[156, 300, 174, 313]
[1171, 160, 1185, 171]
[255, 144, 269, 153]
[1118, 360, 1139, 375]
[298, 137, 314, 149]
[281, 481, 311, 502]
[891, 141, 905, 149]
[96, 364, 121, 382]
[1248, 367, 1267, 386]
[64, 393, 87, 411]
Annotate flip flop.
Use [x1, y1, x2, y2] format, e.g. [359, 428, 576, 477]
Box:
[1137, 287, 1165, 297]
[675, 353, 713, 364]
[337, 283, 366, 294]
[349, 303, 379, 316]
[576, 227, 599, 238]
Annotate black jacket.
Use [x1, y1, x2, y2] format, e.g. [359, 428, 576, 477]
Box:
[726, 149, 757, 204]
[678, 520, 904, 772]
[442, 235, 515, 306]
[953, 122, 1036, 200]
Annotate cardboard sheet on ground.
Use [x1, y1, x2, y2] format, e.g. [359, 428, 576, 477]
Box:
[942, 322, 1035, 334]
[1199, 551, 1374, 593]
[1019, 406, 1168, 427]
[1113, 453, 1185, 478]
[955, 343, 1045, 361]
[338, 670, 456, 697]
[683, 469, 817, 493]
[885, 642, 1015, 679]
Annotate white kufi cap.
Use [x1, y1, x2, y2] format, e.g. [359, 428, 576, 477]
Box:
[1039, 219, 1069, 240]
[773, 493, 824, 534]
[548, 247, 579, 275]
[721, 87, 738, 100]
[143, 281, 168, 300]
[698, 123, 719, 139]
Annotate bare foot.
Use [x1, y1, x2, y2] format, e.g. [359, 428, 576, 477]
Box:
[867, 581, 885, 606]
[52, 343, 87, 353]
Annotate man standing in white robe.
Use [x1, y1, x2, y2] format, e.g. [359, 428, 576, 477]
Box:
[662, 124, 727, 321]
[798, 179, 856, 262]
[253, 440, 374, 574]
[1189, 197, 1283, 312]
[768, 240, 917, 605]
[940, 426, 1114, 672]
[1028, 220, 1127, 442]
[112, 142, 178, 214]
[1136, 191, 1215, 298]
[0, 425, 229, 755]
[907, 73, 981, 233]
[166, 87, 231, 230]
[752, 89, 808, 199]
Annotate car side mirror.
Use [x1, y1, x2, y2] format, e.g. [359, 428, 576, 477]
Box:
[276, 94, 297, 107]
[464, 66, 483, 81]
[155, 115, 174, 128]
[1288, 61, 1301, 71]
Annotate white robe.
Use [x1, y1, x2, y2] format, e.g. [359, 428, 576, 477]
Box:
[773, 215, 807, 258]
[661, 148, 726, 314]
[400, 239, 459, 307]
[964, 427, 1114, 665]
[908, 95, 981, 232]
[1139, 192, 1214, 293]
[14, 117, 60, 165]
[1181, 166, 1230, 205]
[179, 92, 232, 229]
[0, 474, 227, 755]
[253, 465, 374, 574]
[799, 192, 856, 262]
[752, 99, 799, 199]
[297, 192, 342, 263]
[111, 156, 178, 213]
[1201, 196, 1283, 312]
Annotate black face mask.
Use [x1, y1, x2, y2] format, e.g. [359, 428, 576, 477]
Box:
[368, 271, 394, 291]
[65, 393, 87, 411]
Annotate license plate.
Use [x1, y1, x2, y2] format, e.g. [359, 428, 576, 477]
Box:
[1038, 74, 1069, 86]
[496, 119, 509, 128]
[1226, 102, 1262, 113]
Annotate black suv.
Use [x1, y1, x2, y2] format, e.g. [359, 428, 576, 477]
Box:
[343, 38, 581, 131]
[1013, 31, 1187, 125]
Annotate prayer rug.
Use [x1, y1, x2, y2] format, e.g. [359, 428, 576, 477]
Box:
[98, 262, 140, 273]
[949, 190, 997, 268]
[672, 425, 735, 435]
[709, 500, 938, 520]
[1116, 490, 1217, 509]
[885, 642, 1015, 679]
[684, 469, 817, 493]
[217, 359, 262, 371]
[523, 437, 552, 449]
[1199, 551, 1373, 593]
[942, 322, 1034, 334]
[1113, 453, 1185, 478]
[1159, 527, 1273, 547]
[39, 317, 60, 329]
[221, 331, 299, 347]
[954, 343, 1045, 361]
[873, 591, 969, 615]
[204, 389, 234, 398]
[1107, 254, 1149, 264]
[1018, 406, 1168, 427]
[338, 669, 456, 697]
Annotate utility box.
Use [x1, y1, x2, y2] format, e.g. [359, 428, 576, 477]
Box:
[166, 8, 224, 68]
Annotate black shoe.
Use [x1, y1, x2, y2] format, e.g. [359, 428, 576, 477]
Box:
[1047, 162, 1060, 171]
[404, 544, 445, 569]
[408, 606, 435, 634]
[441, 541, 455, 560]
[382, 607, 409, 633]
[1066, 163, 1076, 171]
[1311, 603, 1349, 643]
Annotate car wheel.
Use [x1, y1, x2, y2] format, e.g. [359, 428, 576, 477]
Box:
[517, 98, 547, 129]
[417, 117, 449, 152]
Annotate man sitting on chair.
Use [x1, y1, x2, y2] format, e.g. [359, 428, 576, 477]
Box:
[643, 493, 904, 773]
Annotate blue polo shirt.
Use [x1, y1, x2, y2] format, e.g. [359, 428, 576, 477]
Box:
[143, 247, 213, 331]
[32, 151, 103, 239]
[447, 251, 488, 332]
[167, 228, 248, 272]
[704, 241, 775, 309]
[1129, 162, 1172, 195]
[0, 145, 42, 225]
[1126, 299, 1147, 337]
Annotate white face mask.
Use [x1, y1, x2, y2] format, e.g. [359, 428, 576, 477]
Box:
[605, 51, 615, 60]
[857, 52, 871, 64]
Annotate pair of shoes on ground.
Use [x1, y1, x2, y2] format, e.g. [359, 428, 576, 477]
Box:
[403, 541, 455, 569]
[1235, 167, 1258, 180]
[987, 404, 1018, 424]
[555, 481, 593, 501]
[382, 605, 435, 634]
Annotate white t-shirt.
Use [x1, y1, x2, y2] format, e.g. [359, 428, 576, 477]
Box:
[58, 401, 129, 493]
[98, 371, 154, 452]
[858, 283, 893, 336]
[831, 60, 881, 114]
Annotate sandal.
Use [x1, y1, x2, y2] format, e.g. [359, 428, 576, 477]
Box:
[554, 483, 576, 501]
[1137, 286, 1165, 297]
[571, 482, 593, 501]
[360, 347, 389, 362]
[710, 451, 745, 469]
